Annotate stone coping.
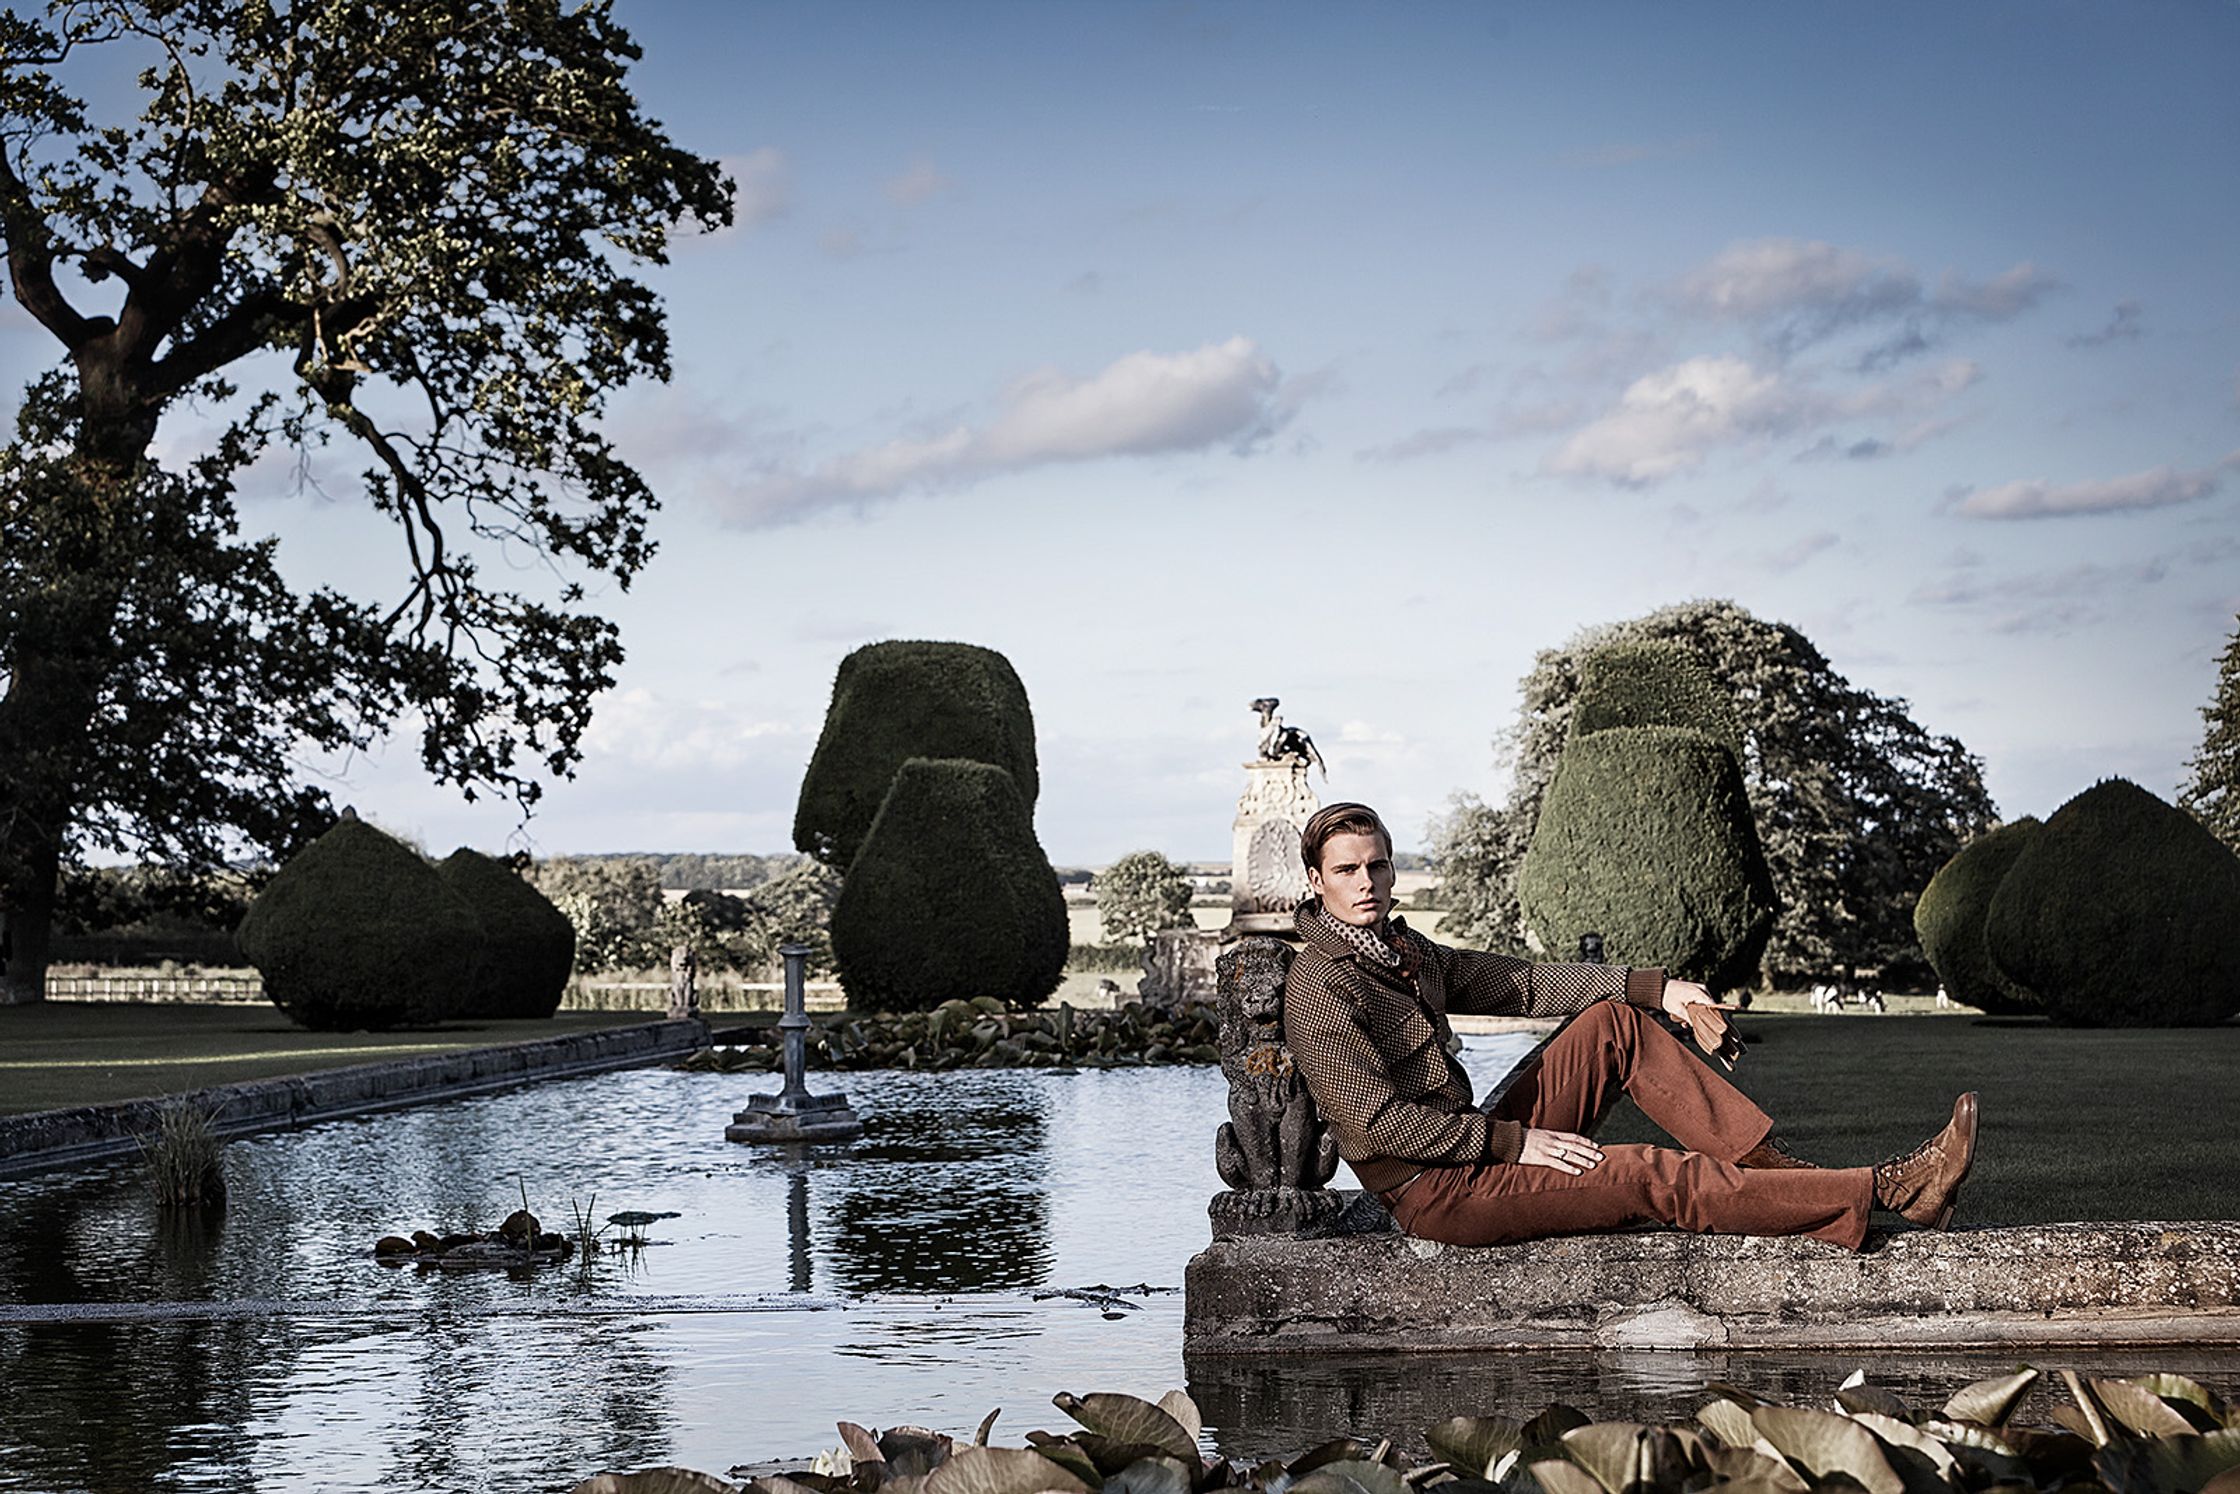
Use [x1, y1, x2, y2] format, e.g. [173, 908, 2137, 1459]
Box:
[0, 1018, 709, 1180]
[1185, 1215, 2240, 1354]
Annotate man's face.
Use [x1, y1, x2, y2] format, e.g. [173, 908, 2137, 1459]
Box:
[1308, 830, 1396, 927]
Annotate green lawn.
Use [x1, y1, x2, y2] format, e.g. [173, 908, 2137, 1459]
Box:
[1593, 1014, 2240, 1226]
[0, 1002, 660, 1115]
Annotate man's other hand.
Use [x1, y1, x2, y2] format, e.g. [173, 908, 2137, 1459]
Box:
[1519, 1128, 1602, 1174]
[1661, 978, 1744, 1069]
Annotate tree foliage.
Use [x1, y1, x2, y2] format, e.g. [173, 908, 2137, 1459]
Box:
[237, 814, 480, 1030]
[529, 855, 663, 975]
[1517, 725, 1777, 988]
[1912, 817, 2042, 1015]
[437, 848, 573, 1019]
[794, 641, 1039, 871]
[1095, 850, 1194, 943]
[1986, 779, 2240, 1027]
[2180, 613, 2240, 852]
[829, 758, 1066, 1012]
[0, 0, 731, 1001]
[1434, 600, 1995, 984]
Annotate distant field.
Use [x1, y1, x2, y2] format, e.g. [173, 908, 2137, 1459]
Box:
[1067, 902, 1450, 944]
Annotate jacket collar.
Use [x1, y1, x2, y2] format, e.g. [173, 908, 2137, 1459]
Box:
[1296, 897, 1421, 972]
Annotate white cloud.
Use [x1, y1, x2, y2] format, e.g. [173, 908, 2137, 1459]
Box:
[1544, 354, 1978, 485]
[1954, 453, 2240, 520]
[1664, 238, 2057, 364]
[723, 337, 1295, 524]
[582, 687, 812, 773]
[884, 156, 956, 206]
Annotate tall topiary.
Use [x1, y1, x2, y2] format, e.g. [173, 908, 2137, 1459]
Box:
[794, 641, 1038, 870]
[437, 850, 576, 1019]
[1569, 641, 1745, 761]
[1985, 779, 2240, 1027]
[238, 815, 482, 1031]
[829, 758, 1067, 1012]
[1517, 726, 1776, 989]
[1913, 818, 2042, 1015]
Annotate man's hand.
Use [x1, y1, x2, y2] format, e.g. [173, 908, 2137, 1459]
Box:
[1519, 1128, 1602, 1175]
[1661, 978, 1745, 1069]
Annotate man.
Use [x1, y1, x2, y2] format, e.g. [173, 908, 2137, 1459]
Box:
[1282, 802, 1977, 1250]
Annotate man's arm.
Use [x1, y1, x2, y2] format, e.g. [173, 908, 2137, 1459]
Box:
[1286, 968, 1528, 1166]
[1436, 942, 1666, 1019]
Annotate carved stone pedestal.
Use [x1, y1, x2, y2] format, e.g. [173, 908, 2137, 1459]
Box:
[1228, 759, 1318, 936]
[1141, 926, 1223, 1004]
[1208, 938, 1341, 1239]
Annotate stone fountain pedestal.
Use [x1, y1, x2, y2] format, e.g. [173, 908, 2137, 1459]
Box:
[725, 943, 862, 1144]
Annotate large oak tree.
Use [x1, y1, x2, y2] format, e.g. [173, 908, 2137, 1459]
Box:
[0, 0, 730, 1000]
[1430, 599, 1998, 985]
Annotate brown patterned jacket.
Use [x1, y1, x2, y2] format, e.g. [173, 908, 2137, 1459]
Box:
[1282, 898, 1665, 1193]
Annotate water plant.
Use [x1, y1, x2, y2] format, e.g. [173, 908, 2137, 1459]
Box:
[141, 1100, 225, 1208]
[571, 1366, 2240, 1494]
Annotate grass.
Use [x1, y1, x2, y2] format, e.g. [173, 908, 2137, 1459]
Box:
[1593, 1014, 2240, 1225]
[0, 1002, 661, 1115]
[141, 1101, 226, 1206]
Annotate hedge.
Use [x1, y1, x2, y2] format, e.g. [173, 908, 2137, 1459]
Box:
[1912, 818, 2042, 1015]
[794, 641, 1038, 870]
[1569, 640, 1745, 761]
[237, 816, 482, 1031]
[1517, 725, 1777, 990]
[436, 849, 576, 1019]
[1986, 778, 2240, 1027]
[829, 757, 1068, 1012]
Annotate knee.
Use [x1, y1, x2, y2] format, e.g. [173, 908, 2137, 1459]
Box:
[1574, 998, 1643, 1045]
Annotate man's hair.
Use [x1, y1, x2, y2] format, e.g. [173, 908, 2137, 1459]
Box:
[1299, 802, 1393, 872]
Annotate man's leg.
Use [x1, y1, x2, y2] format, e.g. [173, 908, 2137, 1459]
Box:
[1490, 999, 1774, 1159]
[1390, 1144, 1874, 1250]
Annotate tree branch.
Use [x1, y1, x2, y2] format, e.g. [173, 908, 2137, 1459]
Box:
[0, 144, 94, 347]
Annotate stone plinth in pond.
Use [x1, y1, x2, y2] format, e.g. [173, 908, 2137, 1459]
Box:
[1185, 1216, 2240, 1354]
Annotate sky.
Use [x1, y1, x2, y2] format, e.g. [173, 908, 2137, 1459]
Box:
[7, 1, 2238, 863]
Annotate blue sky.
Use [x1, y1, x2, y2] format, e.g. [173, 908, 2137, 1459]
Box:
[9, 1, 2238, 861]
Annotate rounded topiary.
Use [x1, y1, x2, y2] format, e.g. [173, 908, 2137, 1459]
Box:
[829, 757, 1067, 1012]
[436, 849, 575, 1019]
[794, 641, 1038, 870]
[1912, 818, 2042, 1015]
[1517, 725, 1777, 989]
[1985, 779, 2240, 1027]
[1569, 640, 1745, 761]
[238, 815, 482, 1031]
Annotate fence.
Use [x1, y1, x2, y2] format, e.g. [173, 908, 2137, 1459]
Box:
[46, 972, 265, 1004]
[564, 979, 848, 1013]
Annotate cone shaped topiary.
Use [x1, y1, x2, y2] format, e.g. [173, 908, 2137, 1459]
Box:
[436, 849, 576, 1019]
[1985, 779, 2240, 1027]
[238, 815, 482, 1031]
[1913, 818, 2042, 1015]
[830, 757, 1067, 1012]
[1569, 641, 1746, 761]
[1517, 725, 1777, 989]
[794, 641, 1038, 870]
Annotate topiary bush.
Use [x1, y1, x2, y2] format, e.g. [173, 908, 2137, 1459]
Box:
[1985, 779, 2240, 1027]
[1517, 725, 1777, 990]
[829, 757, 1067, 1012]
[1568, 640, 1745, 761]
[794, 641, 1038, 870]
[1912, 818, 2042, 1015]
[238, 815, 482, 1031]
[436, 849, 575, 1019]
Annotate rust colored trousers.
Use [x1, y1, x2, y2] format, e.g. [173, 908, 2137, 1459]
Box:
[1384, 1001, 1874, 1250]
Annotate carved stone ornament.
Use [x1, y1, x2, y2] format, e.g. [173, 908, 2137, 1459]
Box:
[1229, 758, 1319, 934]
[1208, 937, 1342, 1238]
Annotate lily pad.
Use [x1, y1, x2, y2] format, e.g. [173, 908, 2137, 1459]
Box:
[1751, 1406, 1904, 1494]
[925, 1448, 1090, 1494]
[1102, 1458, 1192, 1494]
[2093, 1430, 2240, 1494]
[1694, 1401, 1758, 1452]
[1021, 1435, 1102, 1490]
[1941, 1370, 2039, 1430]
[1560, 1424, 1692, 1494]
[881, 1430, 955, 1479]
[1054, 1394, 1198, 1462]
[1426, 1418, 1525, 1479]
[1156, 1392, 1203, 1451]
[2098, 1381, 2208, 1440]
[573, 1471, 741, 1494]
[2122, 1378, 2228, 1433]
[1288, 1461, 1413, 1494]
[1526, 1460, 1605, 1494]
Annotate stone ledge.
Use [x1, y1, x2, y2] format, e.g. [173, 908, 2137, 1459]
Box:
[1185, 1219, 2240, 1354]
[0, 1018, 709, 1180]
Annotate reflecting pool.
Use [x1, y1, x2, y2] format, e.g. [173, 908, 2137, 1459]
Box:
[3, 1033, 2237, 1491]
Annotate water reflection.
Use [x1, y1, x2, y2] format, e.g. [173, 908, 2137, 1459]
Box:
[822, 1077, 1052, 1294]
[1188, 1347, 2240, 1462]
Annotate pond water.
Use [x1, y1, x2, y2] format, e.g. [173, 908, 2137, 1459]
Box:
[4, 1034, 2238, 1492]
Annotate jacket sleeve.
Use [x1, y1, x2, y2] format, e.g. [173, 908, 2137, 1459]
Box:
[1438, 942, 1667, 1018]
[1285, 963, 1527, 1166]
